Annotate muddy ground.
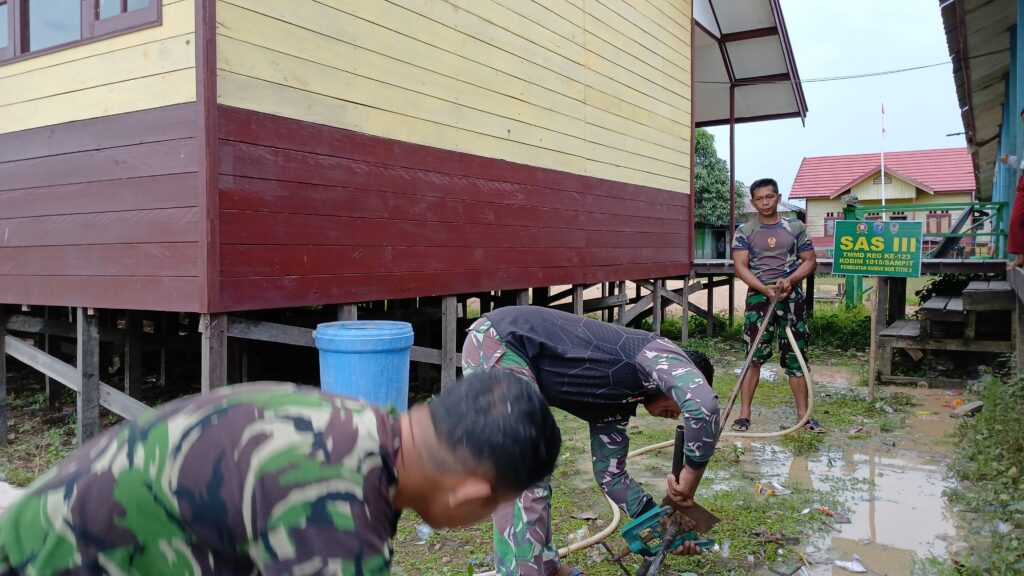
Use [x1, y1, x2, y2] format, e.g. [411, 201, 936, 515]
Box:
[392, 346, 967, 576]
[0, 333, 969, 575]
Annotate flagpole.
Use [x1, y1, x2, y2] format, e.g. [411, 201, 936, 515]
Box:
[881, 101, 887, 221]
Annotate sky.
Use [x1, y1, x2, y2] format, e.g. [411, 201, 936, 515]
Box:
[706, 0, 965, 204]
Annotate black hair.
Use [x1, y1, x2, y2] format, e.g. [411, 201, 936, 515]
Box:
[428, 370, 561, 495]
[683, 349, 715, 387]
[749, 178, 779, 197]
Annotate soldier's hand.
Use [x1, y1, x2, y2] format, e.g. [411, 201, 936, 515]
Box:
[665, 468, 698, 509]
[671, 540, 703, 556]
[775, 278, 792, 299]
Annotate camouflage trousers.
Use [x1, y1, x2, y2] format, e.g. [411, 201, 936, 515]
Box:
[461, 318, 658, 576]
[742, 286, 808, 377]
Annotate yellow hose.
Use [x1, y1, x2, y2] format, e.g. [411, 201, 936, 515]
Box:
[473, 326, 813, 574]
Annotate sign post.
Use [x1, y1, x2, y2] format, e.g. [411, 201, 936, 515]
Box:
[833, 220, 924, 399]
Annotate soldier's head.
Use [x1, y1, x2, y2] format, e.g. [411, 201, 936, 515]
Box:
[750, 178, 781, 219]
[683, 349, 715, 387]
[400, 370, 561, 529]
[642, 349, 715, 420]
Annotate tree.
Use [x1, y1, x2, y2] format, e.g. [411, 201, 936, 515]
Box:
[693, 128, 746, 225]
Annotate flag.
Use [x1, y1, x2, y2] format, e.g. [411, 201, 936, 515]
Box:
[881, 101, 886, 137]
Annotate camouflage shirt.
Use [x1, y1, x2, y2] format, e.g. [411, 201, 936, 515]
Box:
[732, 218, 814, 283]
[0, 383, 402, 576]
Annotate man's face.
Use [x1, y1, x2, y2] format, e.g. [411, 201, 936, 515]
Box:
[643, 392, 681, 420]
[751, 185, 781, 218]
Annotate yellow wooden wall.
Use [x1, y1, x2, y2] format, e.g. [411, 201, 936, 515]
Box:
[851, 172, 916, 201]
[215, 0, 692, 193]
[805, 197, 846, 238]
[0, 0, 196, 135]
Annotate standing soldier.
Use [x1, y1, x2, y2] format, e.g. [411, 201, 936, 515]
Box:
[730, 177, 821, 433]
[0, 372, 561, 575]
[461, 305, 719, 576]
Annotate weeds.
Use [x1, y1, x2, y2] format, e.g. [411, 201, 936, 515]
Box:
[925, 376, 1024, 575]
[808, 303, 871, 350]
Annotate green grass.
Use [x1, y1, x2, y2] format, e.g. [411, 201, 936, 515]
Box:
[918, 377, 1024, 575]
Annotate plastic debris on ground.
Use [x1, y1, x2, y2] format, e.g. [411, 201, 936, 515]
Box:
[847, 426, 864, 435]
[834, 554, 867, 572]
[565, 527, 590, 546]
[415, 524, 433, 543]
[720, 538, 731, 558]
[734, 366, 779, 382]
[756, 481, 791, 496]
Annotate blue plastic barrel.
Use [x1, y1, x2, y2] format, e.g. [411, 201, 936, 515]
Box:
[314, 320, 415, 411]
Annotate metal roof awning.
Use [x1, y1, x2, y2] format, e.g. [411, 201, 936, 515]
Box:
[692, 0, 808, 127]
[941, 0, 1014, 200]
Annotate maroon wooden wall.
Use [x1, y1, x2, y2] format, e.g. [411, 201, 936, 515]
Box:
[0, 104, 203, 311]
[216, 106, 692, 312]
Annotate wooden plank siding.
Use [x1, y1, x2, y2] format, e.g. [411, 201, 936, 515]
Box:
[214, 0, 692, 193]
[216, 105, 692, 311]
[0, 0, 196, 135]
[0, 104, 203, 310]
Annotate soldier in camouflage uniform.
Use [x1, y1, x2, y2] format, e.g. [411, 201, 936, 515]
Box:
[731, 177, 822, 434]
[461, 306, 720, 576]
[0, 372, 561, 575]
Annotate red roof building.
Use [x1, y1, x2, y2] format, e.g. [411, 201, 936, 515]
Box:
[789, 148, 976, 249]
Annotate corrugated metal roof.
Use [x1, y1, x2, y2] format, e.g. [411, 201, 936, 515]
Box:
[790, 148, 975, 199]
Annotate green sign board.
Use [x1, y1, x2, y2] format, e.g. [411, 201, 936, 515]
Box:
[832, 220, 923, 278]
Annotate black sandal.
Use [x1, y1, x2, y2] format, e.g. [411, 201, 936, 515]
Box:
[803, 418, 826, 433]
[731, 418, 751, 432]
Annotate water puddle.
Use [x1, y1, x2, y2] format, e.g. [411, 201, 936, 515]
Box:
[749, 387, 959, 575]
[558, 369, 962, 575]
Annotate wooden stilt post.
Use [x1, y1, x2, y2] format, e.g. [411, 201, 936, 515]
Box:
[77, 307, 101, 445]
[728, 277, 735, 326]
[652, 279, 663, 335]
[682, 277, 690, 343]
[516, 290, 529, 306]
[125, 311, 144, 398]
[201, 313, 227, 393]
[0, 305, 7, 445]
[600, 283, 609, 321]
[868, 277, 889, 401]
[44, 306, 60, 407]
[616, 281, 627, 324]
[706, 275, 715, 336]
[338, 304, 358, 321]
[159, 313, 170, 387]
[441, 296, 457, 389]
[572, 285, 585, 316]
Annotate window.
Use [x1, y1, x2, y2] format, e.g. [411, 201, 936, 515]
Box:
[0, 1, 10, 60]
[824, 212, 839, 237]
[1, 0, 159, 63]
[890, 211, 908, 221]
[927, 211, 952, 234]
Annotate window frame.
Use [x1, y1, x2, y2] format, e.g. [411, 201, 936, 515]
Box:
[0, 1, 10, 60]
[926, 211, 952, 234]
[824, 213, 838, 237]
[0, 0, 160, 65]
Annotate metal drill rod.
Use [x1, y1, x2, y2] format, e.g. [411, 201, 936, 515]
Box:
[598, 541, 632, 576]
